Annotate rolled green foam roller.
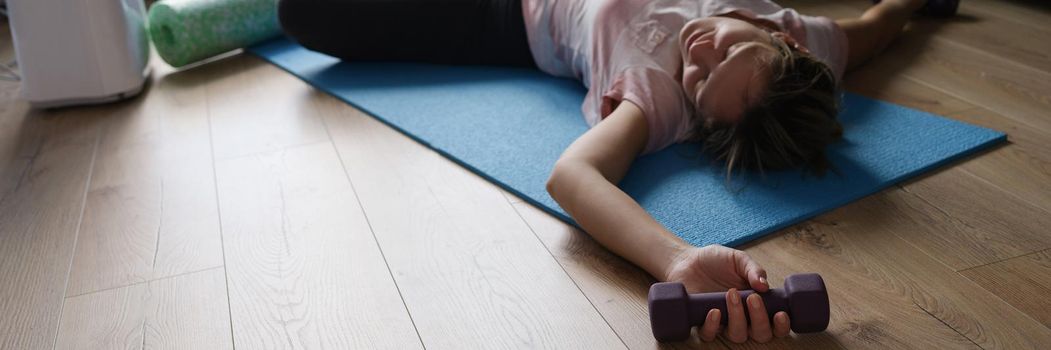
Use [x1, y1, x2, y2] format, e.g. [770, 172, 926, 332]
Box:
[148, 0, 280, 67]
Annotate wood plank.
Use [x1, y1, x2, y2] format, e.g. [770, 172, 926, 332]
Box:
[0, 110, 105, 349]
[214, 141, 421, 349]
[143, 267, 233, 349]
[314, 88, 626, 348]
[942, 107, 1051, 215]
[55, 267, 233, 350]
[740, 231, 977, 350]
[947, 107, 1051, 164]
[956, 145, 1051, 215]
[962, 0, 1051, 35]
[934, 22, 1051, 75]
[961, 249, 1051, 330]
[890, 167, 1051, 270]
[755, 193, 1051, 348]
[843, 73, 974, 117]
[54, 283, 147, 350]
[915, 14, 1051, 74]
[65, 67, 224, 296]
[205, 58, 329, 160]
[860, 24, 1051, 134]
[147, 73, 227, 279]
[898, 37, 1051, 133]
[512, 202, 733, 349]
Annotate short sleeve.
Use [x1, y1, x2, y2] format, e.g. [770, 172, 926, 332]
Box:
[598, 66, 695, 154]
[796, 15, 849, 82]
[753, 8, 849, 83]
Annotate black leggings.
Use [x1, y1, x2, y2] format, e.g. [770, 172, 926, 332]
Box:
[277, 0, 536, 67]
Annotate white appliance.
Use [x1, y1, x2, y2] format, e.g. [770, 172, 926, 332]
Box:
[8, 0, 150, 108]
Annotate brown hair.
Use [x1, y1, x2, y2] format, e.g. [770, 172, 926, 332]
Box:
[692, 39, 842, 178]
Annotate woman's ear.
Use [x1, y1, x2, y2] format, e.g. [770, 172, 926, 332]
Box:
[771, 32, 810, 54]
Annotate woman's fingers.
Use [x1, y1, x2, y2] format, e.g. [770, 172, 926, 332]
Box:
[699, 309, 721, 342]
[746, 294, 773, 343]
[731, 250, 769, 292]
[773, 311, 792, 338]
[724, 289, 749, 343]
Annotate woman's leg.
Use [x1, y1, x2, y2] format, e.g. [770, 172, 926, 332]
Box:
[835, 0, 926, 71]
[277, 0, 534, 66]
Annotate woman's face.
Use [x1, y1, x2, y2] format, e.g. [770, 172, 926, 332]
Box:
[679, 16, 780, 124]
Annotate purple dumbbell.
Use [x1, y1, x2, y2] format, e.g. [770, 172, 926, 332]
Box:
[648, 273, 829, 342]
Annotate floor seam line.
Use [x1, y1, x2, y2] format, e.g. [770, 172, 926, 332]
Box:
[63, 265, 225, 299]
[205, 76, 240, 350]
[959, 165, 1051, 216]
[50, 120, 104, 350]
[914, 301, 985, 349]
[314, 97, 428, 349]
[507, 202, 630, 349]
[957, 248, 1051, 273]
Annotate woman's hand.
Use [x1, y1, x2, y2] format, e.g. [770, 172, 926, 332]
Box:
[662, 244, 792, 343]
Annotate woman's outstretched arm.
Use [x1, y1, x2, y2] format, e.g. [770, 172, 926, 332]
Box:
[546, 101, 687, 280]
[836, 0, 926, 70]
[546, 101, 789, 343]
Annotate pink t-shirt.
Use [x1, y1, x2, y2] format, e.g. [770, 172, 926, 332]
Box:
[521, 0, 848, 153]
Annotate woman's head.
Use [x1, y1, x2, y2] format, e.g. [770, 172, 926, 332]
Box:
[678, 16, 841, 176]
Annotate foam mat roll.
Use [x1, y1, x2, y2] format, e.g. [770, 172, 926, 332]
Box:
[148, 0, 280, 67]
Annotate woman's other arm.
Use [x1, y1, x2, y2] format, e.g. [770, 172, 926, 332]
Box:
[836, 0, 926, 70]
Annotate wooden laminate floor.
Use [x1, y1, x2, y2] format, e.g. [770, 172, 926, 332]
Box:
[2, 0, 1049, 348]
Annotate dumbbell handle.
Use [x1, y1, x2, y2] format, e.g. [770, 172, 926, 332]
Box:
[688, 288, 790, 327]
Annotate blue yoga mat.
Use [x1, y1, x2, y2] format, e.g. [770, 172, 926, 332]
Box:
[249, 38, 1005, 247]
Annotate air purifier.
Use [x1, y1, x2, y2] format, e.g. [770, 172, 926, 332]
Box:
[7, 0, 150, 108]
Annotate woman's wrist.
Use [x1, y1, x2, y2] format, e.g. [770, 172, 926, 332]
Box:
[649, 235, 691, 281]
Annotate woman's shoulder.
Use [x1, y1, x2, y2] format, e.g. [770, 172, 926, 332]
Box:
[601, 65, 696, 154]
